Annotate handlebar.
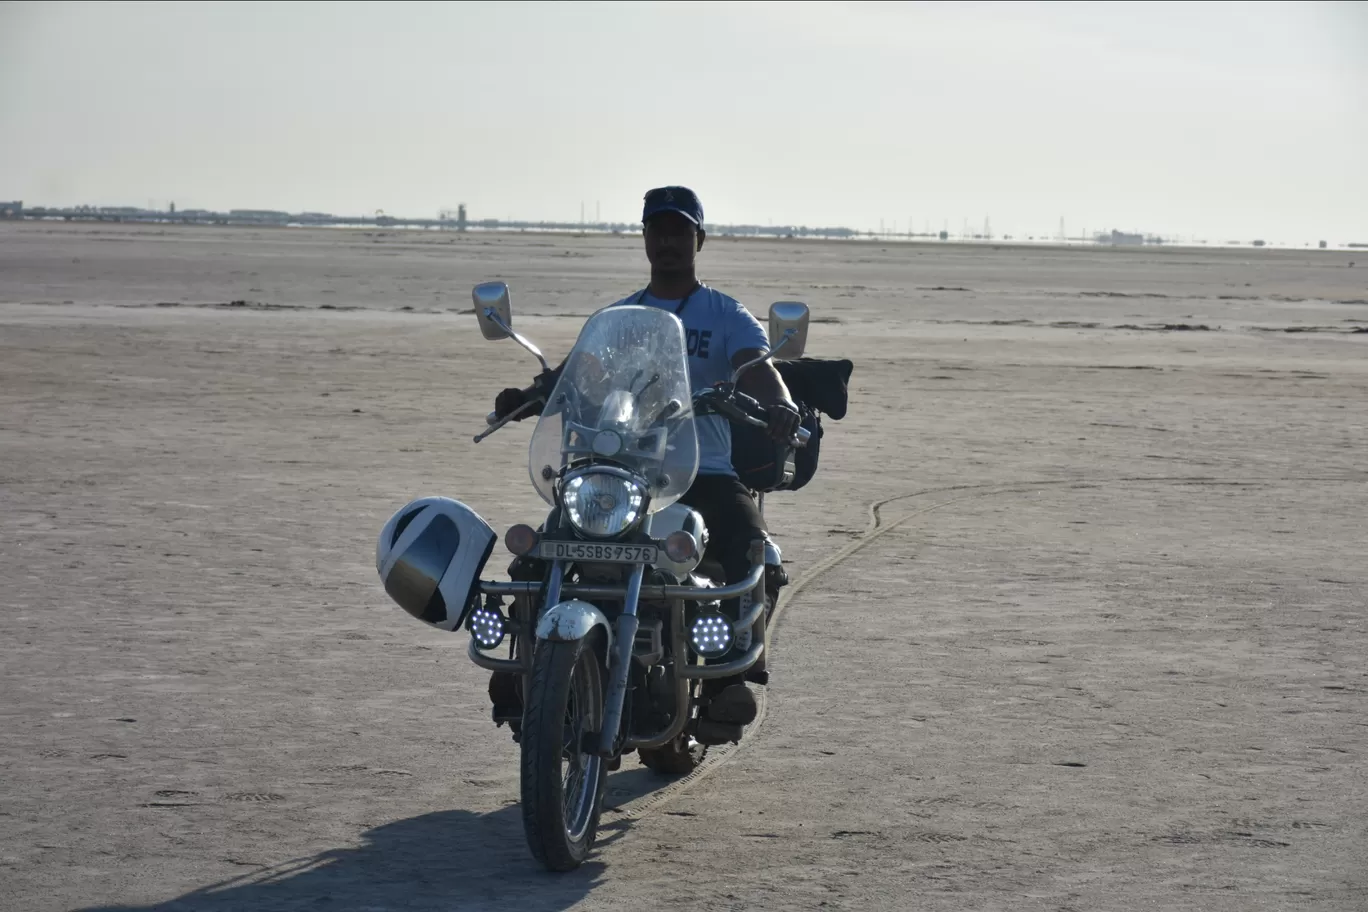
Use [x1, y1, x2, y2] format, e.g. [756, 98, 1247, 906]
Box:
[474, 398, 542, 444]
[478, 386, 808, 449]
[694, 387, 809, 448]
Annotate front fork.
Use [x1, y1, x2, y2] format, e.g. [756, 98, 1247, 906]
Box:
[521, 559, 653, 759]
[596, 565, 645, 757]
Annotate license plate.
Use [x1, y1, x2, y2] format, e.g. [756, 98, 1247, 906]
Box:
[536, 541, 660, 564]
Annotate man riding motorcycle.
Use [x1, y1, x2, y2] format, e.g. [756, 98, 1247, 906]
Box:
[490, 185, 802, 745]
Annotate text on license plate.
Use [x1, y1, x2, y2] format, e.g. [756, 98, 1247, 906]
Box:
[536, 541, 660, 564]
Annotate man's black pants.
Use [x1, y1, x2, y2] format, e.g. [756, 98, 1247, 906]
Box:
[678, 473, 766, 612]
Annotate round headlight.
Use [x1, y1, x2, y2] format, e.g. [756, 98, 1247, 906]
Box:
[563, 472, 646, 538]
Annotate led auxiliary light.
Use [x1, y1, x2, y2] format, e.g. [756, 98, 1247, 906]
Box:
[689, 611, 734, 658]
[468, 604, 507, 651]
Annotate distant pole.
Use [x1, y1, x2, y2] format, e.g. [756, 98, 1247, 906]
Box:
[580, 202, 584, 226]
[1059, 216, 1066, 242]
[596, 201, 600, 224]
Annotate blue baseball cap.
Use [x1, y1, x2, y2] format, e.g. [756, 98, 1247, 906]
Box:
[642, 186, 704, 228]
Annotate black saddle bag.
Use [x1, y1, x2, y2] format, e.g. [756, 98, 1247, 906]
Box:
[730, 357, 853, 494]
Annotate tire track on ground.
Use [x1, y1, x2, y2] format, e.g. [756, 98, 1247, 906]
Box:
[605, 472, 1365, 821]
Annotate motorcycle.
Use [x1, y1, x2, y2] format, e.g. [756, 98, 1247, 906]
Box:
[375, 282, 812, 872]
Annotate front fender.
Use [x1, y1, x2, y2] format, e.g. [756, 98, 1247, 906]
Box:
[535, 599, 614, 650]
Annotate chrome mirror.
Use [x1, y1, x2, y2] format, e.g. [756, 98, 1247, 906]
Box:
[767, 301, 810, 360]
[473, 282, 513, 341]
[729, 300, 813, 384]
[471, 281, 550, 372]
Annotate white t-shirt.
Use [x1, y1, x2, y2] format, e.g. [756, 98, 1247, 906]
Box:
[609, 284, 770, 477]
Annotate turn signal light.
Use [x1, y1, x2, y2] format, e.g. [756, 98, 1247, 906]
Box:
[504, 523, 539, 557]
[665, 530, 698, 563]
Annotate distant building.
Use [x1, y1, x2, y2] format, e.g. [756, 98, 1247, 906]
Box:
[228, 209, 291, 222]
[457, 203, 467, 232]
[0, 201, 21, 219]
[1100, 230, 1145, 246]
[1319, 240, 1328, 249]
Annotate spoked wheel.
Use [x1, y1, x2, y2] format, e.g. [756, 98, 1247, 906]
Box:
[520, 635, 607, 872]
[639, 732, 707, 775]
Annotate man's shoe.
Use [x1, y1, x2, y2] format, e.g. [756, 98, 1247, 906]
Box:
[706, 683, 757, 725]
[488, 671, 522, 724]
[695, 718, 744, 746]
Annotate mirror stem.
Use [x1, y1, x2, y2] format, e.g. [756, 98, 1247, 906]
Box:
[484, 308, 551, 373]
[729, 333, 791, 385]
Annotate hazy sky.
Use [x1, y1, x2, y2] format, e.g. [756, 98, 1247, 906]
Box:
[2, 0, 1365, 241]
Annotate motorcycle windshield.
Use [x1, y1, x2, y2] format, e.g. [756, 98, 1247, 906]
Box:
[528, 305, 699, 510]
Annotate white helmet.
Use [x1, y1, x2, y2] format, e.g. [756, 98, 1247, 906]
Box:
[376, 496, 498, 632]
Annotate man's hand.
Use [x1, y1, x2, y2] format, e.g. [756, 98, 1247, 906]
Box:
[765, 400, 802, 443]
[493, 363, 565, 422]
[494, 387, 530, 420]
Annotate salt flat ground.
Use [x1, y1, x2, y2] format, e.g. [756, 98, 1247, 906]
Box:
[1, 223, 1366, 911]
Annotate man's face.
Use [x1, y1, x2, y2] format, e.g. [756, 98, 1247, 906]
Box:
[644, 211, 699, 272]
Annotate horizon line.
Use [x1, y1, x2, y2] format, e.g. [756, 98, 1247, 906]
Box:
[1, 200, 1361, 249]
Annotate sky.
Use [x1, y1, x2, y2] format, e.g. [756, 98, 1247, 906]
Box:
[2, 0, 1366, 242]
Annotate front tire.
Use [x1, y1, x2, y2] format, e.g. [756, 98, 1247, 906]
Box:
[520, 635, 607, 872]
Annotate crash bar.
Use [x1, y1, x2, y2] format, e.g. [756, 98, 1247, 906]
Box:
[479, 560, 763, 602]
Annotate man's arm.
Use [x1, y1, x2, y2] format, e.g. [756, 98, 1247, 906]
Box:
[732, 348, 801, 443]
